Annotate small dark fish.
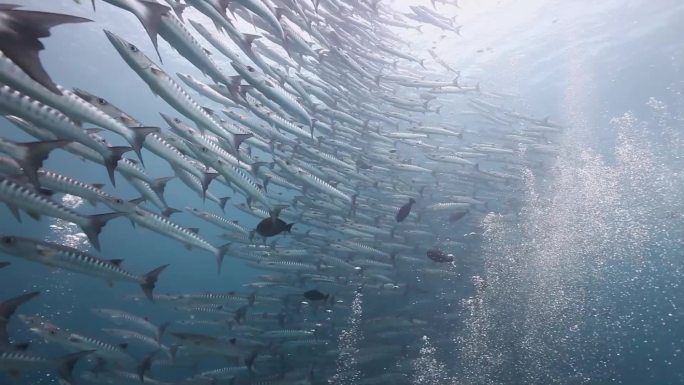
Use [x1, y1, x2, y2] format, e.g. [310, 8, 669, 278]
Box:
[0, 262, 9, 269]
[303, 289, 328, 301]
[395, 198, 416, 222]
[449, 210, 468, 222]
[255, 205, 294, 237]
[426, 249, 454, 263]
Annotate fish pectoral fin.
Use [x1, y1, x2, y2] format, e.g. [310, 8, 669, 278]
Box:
[25, 211, 41, 221]
[35, 245, 56, 257]
[5, 204, 22, 222]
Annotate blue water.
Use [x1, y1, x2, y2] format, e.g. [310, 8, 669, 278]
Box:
[1, 0, 683, 384]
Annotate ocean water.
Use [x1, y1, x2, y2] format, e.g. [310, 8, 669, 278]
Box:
[0, 0, 682, 384]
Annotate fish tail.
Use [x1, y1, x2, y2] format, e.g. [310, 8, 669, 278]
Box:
[140, 264, 169, 302]
[126, 126, 159, 165]
[216, 242, 231, 274]
[157, 321, 172, 342]
[15, 139, 70, 187]
[0, 291, 40, 346]
[201, 171, 219, 199]
[232, 133, 253, 155]
[103, 145, 132, 186]
[56, 350, 95, 384]
[150, 176, 175, 206]
[82, 212, 124, 251]
[217, 196, 230, 212]
[245, 349, 259, 372]
[136, 349, 159, 382]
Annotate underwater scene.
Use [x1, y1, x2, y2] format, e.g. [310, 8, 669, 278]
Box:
[0, 0, 682, 384]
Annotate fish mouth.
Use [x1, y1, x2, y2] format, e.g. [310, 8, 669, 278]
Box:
[103, 29, 153, 70]
[103, 29, 126, 49]
[159, 112, 176, 126]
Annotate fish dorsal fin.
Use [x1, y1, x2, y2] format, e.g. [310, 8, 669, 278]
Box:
[108, 259, 124, 267]
[26, 211, 41, 221]
[162, 207, 180, 218]
[13, 342, 30, 351]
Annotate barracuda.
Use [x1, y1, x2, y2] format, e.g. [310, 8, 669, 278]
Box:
[425, 153, 475, 166]
[339, 240, 392, 260]
[0, 86, 129, 185]
[0, 235, 167, 300]
[73, 89, 214, 192]
[102, 328, 170, 354]
[101, 196, 230, 272]
[6, 116, 151, 183]
[186, 207, 250, 236]
[223, 109, 297, 148]
[248, 101, 313, 141]
[235, 0, 284, 39]
[161, 114, 249, 171]
[177, 73, 240, 109]
[0, 177, 122, 251]
[423, 202, 472, 212]
[105, 30, 247, 154]
[172, 332, 262, 366]
[0, 349, 93, 385]
[35, 169, 108, 206]
[261, 329, 314, 339]
[190, 18, 270, 79]
[247, 259, 319, 273]
[92, 308, 169, 341]
[232, 62, 312, 130]
[276, 159, 354, 209]
[101, 0, 232, 87]
[243, 86, 290, 118]
[186, 142, 271, 210]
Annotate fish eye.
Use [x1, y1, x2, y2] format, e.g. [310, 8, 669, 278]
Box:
[97, 98, 107, 105]
[115, 198, 123, 204]
[129, 44, 139, 52]
[1, 236, 15, 245]
[247, 66, 255, 72]
[49, 330, 57, 336]
[201, 147, 208, 152]
[174, 118, 181, 123]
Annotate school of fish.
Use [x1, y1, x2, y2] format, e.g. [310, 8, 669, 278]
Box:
[0, 0, 562, 384]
